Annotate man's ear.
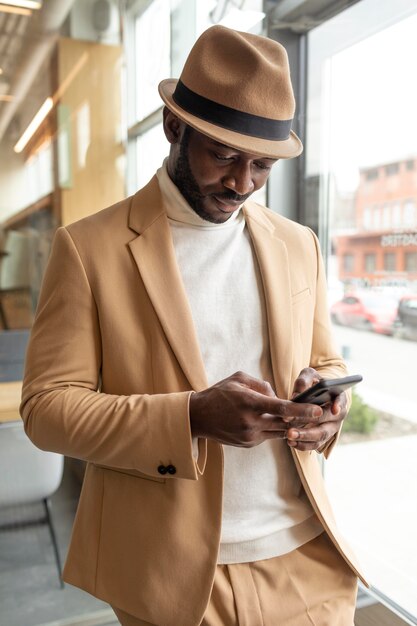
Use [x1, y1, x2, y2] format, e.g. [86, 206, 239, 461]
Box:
[163, 107, 182, 144]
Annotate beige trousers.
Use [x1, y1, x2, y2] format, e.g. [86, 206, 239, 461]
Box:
[112, 532, 358, 626]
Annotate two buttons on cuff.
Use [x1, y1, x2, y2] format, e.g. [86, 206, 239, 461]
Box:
[157, 464, 176, 475]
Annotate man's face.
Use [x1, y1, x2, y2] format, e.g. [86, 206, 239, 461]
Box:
[167, 120, 277, 224]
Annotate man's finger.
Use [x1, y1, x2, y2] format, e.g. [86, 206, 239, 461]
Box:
[330, 394, 347, 417]
[287, 439, 326, 451]
[232, 371, 276, 398]
[262, 430, 288, 440]
[285, 402, 341, 426]
[286, 423, 337, 445]
[249, 393, 323, 420]
[259, 415, 290, 431]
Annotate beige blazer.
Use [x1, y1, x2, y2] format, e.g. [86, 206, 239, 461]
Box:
[21, 176, 367, 626]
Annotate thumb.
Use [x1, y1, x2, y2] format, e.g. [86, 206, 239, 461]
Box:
[292, 367, 321, 398]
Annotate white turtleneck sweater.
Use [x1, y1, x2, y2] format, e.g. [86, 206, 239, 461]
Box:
[157, 162, 322, 564]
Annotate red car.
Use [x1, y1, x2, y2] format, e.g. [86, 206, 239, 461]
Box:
[330, 293, 398, 335]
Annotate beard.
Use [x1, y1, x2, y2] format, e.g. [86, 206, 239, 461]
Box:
[171, 126, 250, 224]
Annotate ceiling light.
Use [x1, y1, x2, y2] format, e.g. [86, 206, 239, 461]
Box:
[0, 68, 3, 75]
[0, 94, 14, 102]
[14, 96, 53, 153]
[0, 4, 32, 14]
[0, 1, 41, 8]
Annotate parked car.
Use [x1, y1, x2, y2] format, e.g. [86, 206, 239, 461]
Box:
[330, 292, 399, 335]
[394, 295, 417, 340]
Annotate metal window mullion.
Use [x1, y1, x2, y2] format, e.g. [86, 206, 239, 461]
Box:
[127, 106, 164, 140]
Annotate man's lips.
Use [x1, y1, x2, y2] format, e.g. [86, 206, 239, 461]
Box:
[212, 195, 244, 211]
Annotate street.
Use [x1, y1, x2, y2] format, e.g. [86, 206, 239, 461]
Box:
[331, 324, 417, 423]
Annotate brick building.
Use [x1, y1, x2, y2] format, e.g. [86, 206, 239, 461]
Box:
[335, 157, 417, 286]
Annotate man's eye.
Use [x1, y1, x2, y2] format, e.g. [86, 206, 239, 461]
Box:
[214, 153, 232, 161]
[255, 162, 270, 171]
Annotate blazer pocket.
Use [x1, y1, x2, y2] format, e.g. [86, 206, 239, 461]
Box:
[93, 463, 166, 483]
[291, 287, 311, 306]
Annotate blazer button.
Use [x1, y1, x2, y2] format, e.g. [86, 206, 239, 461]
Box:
[157, 465, 167, 475]
[167, 465, 176, 475]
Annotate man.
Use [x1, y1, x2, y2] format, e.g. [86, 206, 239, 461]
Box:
[21, 25, 366, 626]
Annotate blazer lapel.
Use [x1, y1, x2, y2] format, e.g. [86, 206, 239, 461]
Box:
[244, 202, 295, 400]
[128, 177, 208, 392]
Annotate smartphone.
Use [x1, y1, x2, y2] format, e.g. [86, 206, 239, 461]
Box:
[292, 374, 363, 406]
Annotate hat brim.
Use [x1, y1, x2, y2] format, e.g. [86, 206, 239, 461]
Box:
[159, 79, 303, 160]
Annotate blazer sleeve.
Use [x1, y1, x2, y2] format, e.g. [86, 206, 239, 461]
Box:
[20, 227, 205, 480]
[308, 228, 352, 458]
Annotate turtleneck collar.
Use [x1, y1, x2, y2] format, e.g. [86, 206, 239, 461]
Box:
[156, 159, 243, 229]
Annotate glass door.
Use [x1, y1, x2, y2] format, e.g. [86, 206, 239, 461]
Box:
[306, 0, 417, 620]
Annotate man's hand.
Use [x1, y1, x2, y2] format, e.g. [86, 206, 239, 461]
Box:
[189, 371, 323, 448]
[285, 367, 348, 451]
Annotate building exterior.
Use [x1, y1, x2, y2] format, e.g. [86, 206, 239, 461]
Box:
[335, 157, 417, 287]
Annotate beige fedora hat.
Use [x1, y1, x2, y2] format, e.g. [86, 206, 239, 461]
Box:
[159, 25, 303, 159]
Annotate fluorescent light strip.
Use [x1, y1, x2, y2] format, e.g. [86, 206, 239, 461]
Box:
[14, 96, 53, 153]
[11, 53, 89, 153]
[0, 1, 41, 8]
[0, 4, 31, 14]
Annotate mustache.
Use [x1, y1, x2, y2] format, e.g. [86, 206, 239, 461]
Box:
[211, 191, 251, 203]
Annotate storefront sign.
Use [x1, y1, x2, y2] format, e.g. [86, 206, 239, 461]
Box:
[381, 233, 417, 247]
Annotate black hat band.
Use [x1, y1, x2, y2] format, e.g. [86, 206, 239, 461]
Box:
[172, 80, 292, 142]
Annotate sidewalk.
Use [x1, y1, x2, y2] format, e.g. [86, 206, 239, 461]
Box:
[325, 434, 417, 618]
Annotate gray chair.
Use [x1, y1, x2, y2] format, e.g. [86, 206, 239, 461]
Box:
[0, 329, 30, 383]
[0, 421, 64, 587]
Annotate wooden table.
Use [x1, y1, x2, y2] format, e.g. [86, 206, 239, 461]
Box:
[0, 381, 22, 423]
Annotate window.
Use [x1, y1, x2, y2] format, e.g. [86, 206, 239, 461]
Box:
[365, 169, 378, 181]
[392, 203, 402, 228]
[403, 200, 416, 227]
[385, 162, 400, 176]
[383, 252, 396, 271]
[364, 253, 376, 272]
[405, 252, 417, 272]
[136, 123, 168, 188]
[382, 204, 391, 230]
[343, 253, 354, 272]
[372, 206, 380, 230]
[405, 159, 415, 170]
[306, 1, 417, 619]
[363, 207, 372, 230]
[134, 0, 171, 121]
[126, 0, 197, 196]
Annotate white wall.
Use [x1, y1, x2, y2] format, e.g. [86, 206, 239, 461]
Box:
[70, 0, 121, 45]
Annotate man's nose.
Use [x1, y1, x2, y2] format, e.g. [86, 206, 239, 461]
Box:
[222, 163, 255, 196]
